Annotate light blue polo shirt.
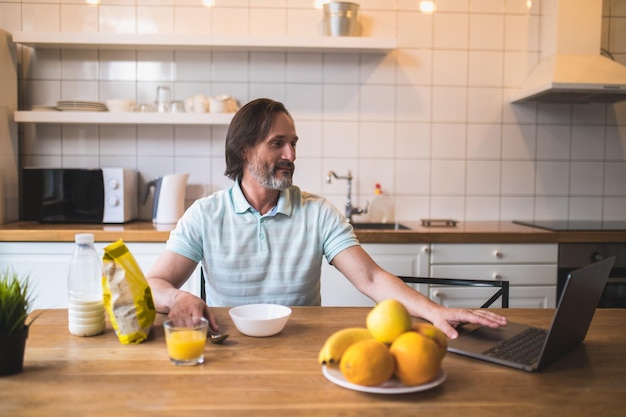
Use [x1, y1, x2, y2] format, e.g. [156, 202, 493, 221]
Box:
[165, 182, 359, 306]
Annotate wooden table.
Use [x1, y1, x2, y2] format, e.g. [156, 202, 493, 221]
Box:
[1, 308, 625, 417]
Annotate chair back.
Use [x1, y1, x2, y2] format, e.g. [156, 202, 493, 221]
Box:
[397, 276, 509, 308]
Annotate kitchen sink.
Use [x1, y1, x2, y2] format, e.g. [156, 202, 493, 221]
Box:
[350, 222, 411, 230]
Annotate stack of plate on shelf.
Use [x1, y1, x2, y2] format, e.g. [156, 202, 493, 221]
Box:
[31, 105, 59, 111]
[56, 100, 107, 112]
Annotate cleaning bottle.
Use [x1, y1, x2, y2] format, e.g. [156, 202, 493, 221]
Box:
[368, 183, 394, 223]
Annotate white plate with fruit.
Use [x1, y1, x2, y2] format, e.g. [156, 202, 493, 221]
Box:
[322, 365, 446, 394]
[319, 300, 448, 394]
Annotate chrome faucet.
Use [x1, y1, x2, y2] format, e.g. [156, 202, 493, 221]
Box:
[326, 170, 368, 223]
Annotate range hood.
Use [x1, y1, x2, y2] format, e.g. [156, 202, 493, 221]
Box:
[511, 0, 626, 104]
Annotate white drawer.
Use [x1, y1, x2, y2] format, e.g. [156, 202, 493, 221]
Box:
[429, 285, 556, 308]
[430, 243, 558, 264]
[508, 286, 557, 308]
[428, 287, 509, 309]
[430, 264, 557, 286]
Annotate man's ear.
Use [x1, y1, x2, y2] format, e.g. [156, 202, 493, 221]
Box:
[241, 145, 253, 162]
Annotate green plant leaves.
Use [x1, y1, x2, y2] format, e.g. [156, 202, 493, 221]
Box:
[0, 268, 32, 335]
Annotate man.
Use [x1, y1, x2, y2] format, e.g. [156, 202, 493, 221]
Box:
[146, 98, 506, 339]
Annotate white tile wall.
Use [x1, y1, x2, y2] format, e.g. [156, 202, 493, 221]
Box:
[2, 0, 626, 223]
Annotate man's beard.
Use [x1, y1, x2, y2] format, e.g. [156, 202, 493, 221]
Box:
[248, 160, 294, 191]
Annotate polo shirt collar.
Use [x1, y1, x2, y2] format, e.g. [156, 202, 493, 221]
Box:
[232, 180, 293, 217]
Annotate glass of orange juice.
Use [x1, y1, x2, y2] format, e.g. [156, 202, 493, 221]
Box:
[164, 317, 209, 366]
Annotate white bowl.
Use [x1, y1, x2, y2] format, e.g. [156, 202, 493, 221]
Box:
[106, 99, 134, 112]
[228, 304, 292, 337]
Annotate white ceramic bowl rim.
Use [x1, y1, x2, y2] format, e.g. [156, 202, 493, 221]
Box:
[229, 303, 292, 320]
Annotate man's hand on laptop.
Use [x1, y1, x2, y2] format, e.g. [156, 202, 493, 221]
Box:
[432, 308, 507, 340]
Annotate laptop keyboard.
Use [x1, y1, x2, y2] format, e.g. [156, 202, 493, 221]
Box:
[483, 327, 548, 365]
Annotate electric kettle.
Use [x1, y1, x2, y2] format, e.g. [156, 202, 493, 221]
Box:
[143, 173, 189, 224]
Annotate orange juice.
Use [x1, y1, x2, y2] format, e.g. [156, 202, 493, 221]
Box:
[164, 317, 209, 366]
[166, 330, 206, 361]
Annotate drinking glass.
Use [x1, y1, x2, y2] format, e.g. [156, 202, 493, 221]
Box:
[133, 103, 155, 112]
[164, 317, 208, 366]
[170, 100, 185, 113]
[155, 86, 171, 113]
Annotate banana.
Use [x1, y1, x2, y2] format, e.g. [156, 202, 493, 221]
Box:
[318, 327, 374, 365]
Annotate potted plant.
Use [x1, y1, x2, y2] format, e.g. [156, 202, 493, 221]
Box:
[0, 268, 33, 376]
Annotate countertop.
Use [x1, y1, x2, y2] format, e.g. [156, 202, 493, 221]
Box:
[1, 221, 625, 244]
[1, 307, 624, 417]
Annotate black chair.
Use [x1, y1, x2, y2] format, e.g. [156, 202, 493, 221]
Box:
[200, 268, 206, 302]
[397, 276, 510, 308]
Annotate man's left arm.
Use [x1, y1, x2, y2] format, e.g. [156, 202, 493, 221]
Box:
[331, 246, 507, 339]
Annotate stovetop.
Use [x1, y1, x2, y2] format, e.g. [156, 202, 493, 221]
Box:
[513, 220, 626, 231]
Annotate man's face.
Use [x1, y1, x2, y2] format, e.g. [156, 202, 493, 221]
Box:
[245, 112, 298, 191]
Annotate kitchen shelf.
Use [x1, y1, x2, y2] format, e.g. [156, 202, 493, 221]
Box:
[14, 111, 234, 125]
[11, 32, 396, 53]
[12, 32, 395, 128]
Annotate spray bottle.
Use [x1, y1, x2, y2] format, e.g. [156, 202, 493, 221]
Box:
[368, 183, 394, 223]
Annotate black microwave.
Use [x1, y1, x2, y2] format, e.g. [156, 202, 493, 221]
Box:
[21, 168, 137, 224]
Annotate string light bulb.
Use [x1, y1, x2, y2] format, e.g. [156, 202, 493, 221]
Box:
[315, 0, 330, 10]
[420, 1, 435, 13]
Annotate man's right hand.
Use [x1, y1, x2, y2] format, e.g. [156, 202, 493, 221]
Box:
[167, 290, 219, 332]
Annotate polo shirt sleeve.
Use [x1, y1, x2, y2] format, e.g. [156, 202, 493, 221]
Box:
[319, 199, 360, 265]
[165, 200, 205, 263]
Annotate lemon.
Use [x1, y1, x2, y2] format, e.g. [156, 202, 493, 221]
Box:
[366, 299, 412, 344]
[339, 339, 395, 386]
[390, 331, 442, 386]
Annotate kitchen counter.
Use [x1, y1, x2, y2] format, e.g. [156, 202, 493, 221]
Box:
[0, 221, 173, 243]
[0, 307, 624, 417]
[1, 220, 625, 243]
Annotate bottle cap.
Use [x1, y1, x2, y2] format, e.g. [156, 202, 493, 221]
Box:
[75, 233, 95, 244]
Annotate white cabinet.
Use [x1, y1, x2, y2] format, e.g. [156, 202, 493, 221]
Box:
[428, 243, 558, 308]
[0, 242, 200, 310]
[1, 240, 559, 309]
[319, 242, 558, 308]
[4, 240, 431, 309]
[321, 243, 429, 307]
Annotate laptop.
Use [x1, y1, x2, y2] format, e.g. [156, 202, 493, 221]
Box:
[447, 257, 615, 372]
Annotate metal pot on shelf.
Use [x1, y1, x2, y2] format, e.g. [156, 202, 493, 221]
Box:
[323, 2, 360, 37]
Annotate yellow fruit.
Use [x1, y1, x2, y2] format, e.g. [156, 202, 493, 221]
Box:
[412, 322, 448, 361]
[339, 339, 395, 386]
[366, 299, 412, 344]
[318, 327, 374, 365]
[389, 331, 442, 386]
